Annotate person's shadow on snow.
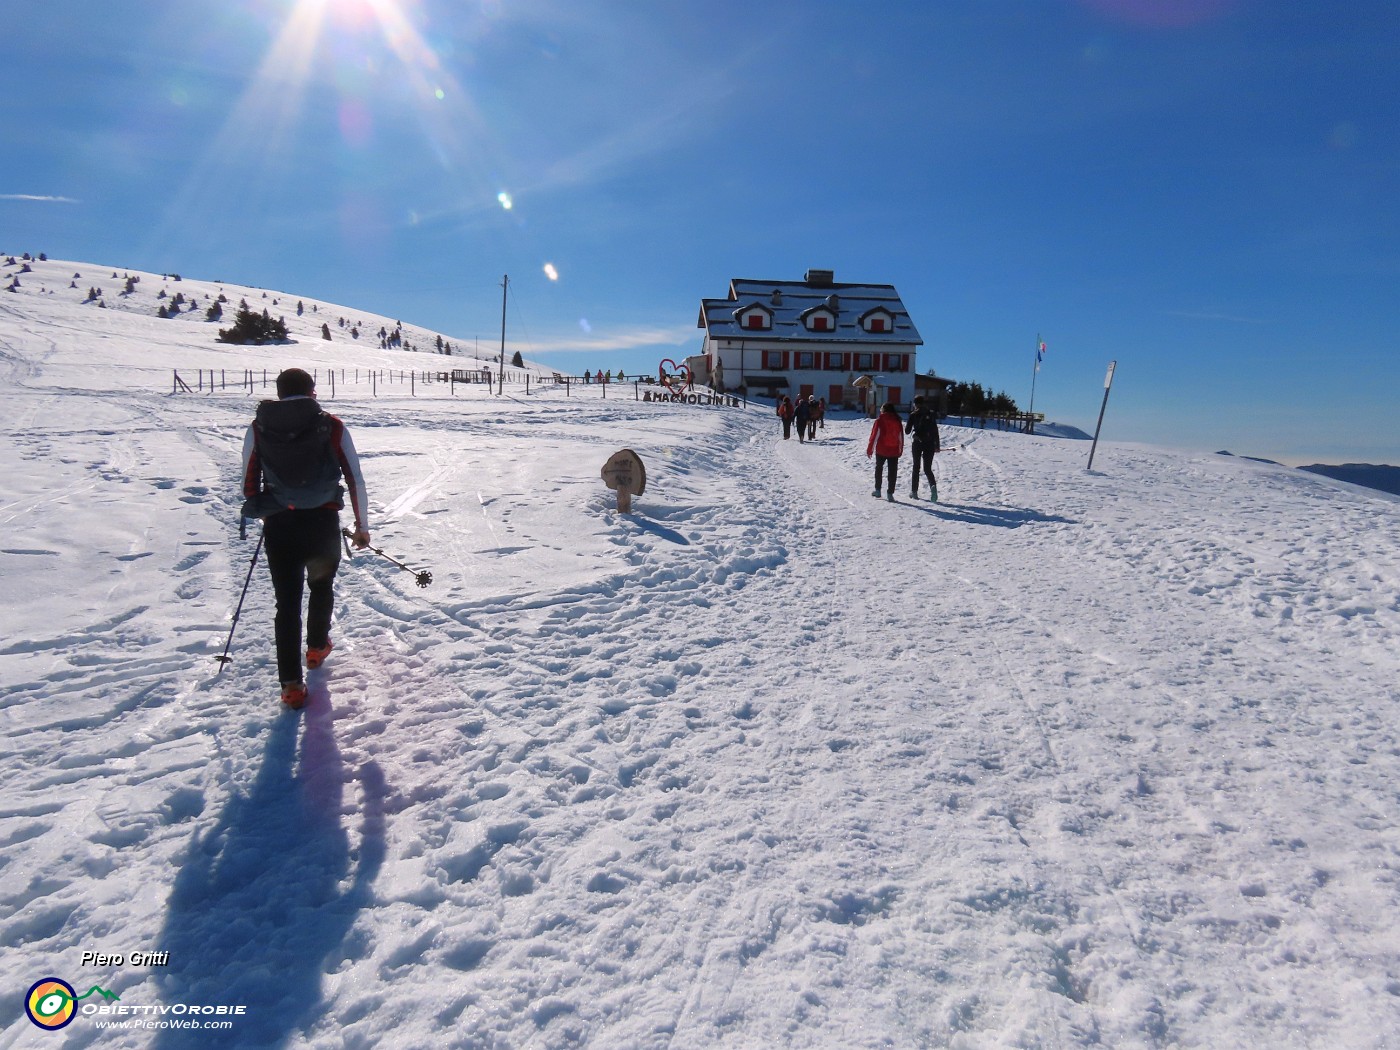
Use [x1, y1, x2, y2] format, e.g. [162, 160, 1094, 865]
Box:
[918, 502, 1077, 528]
[153, 693, 386, 1049]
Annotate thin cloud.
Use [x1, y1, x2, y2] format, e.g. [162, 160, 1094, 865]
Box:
[0, 194, 79, 203]
[508, 324, 695, 356]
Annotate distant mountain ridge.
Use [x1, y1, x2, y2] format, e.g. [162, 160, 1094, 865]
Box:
[1217, 451, 1400, 498]
[1297, 463, 1400, 497]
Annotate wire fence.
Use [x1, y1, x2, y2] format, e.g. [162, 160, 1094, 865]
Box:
[168, 368, 750, 408]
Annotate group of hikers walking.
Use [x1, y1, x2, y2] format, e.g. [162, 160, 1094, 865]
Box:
[778, 393, 942, 503]
[774, 394, 826, 442]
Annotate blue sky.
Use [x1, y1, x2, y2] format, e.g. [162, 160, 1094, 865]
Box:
[4, 0, 1396, 464]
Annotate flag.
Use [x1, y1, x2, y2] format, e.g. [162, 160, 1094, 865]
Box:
[1035, 339, 1046, 371]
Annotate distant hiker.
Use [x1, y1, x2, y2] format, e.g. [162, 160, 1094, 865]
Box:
[776, 396, 795, 440]
[794, 396, 811, 443]
[905, 394, 941, 500]
[866, 402, 904, 501]
[241, 368, 370, 709]
[810, 398, 826, 438]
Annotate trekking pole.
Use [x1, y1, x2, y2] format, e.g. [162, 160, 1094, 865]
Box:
[215, 525, 264, 673]
[343, 528, 433, 588]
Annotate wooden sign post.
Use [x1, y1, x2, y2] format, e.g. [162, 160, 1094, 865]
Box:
[601, 448, 646, 513]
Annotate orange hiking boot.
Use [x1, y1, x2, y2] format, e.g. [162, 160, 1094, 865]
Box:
[305, 640, 334, 670]
[281, 682, 308, 709]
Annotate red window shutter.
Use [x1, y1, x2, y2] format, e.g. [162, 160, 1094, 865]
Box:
[871, 318, 886, 333]
[813, 315, 829, 331]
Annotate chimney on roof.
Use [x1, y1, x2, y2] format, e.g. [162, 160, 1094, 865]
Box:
[771, 289, 782, 305]
[804, 269, 834, 287]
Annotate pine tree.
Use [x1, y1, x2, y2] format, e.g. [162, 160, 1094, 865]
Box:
[217, 307, 289, 345]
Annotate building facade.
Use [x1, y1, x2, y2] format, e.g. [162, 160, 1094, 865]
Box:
[691, 269, 923, 410]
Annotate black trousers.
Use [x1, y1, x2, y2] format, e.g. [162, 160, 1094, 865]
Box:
[911, 441, 937, 490]
[874, 455, 899, 493]
[263, 508, 341, 684]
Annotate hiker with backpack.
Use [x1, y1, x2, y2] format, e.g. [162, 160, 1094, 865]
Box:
[905, 394, 941, 500]
[776, 396, 795, 440]
[240, 368, 370, 709]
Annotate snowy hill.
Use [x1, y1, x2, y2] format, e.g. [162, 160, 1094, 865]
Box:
[1298, 462, 1400, 498]
[3, 258, 1400, 1048]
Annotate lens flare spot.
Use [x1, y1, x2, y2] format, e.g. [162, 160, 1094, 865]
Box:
[543, 263, 559, 281]
[434, 87, 445, 100]
[497, 191, 513, 210]
[579, 318, 592, 333]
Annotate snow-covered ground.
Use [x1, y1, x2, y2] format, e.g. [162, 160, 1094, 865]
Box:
[3, 257, 1400, 1049]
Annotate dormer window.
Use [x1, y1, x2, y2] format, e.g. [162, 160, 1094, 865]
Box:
[736, 303, 772, 330]
[860, 307, 895, 334]
[800, 305, 836, 333]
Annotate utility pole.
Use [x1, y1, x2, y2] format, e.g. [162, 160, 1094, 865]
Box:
[497, 274, 508, 396]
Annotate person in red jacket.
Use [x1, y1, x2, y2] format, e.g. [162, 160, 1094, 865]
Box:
[776, 395, 795, 440]
[866, 402, 905, 500]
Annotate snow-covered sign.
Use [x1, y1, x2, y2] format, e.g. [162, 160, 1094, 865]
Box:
[600, 447, 646, 512]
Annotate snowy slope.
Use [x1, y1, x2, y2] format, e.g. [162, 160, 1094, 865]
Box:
[1298, 463, 1400, 498]
[3, 258, 1400, 1049]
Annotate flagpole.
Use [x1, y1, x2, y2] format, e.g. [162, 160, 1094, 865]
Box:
[1027, 332, 1040, 435]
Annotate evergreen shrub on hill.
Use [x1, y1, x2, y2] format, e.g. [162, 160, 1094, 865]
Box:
[217, 307, 290, 345]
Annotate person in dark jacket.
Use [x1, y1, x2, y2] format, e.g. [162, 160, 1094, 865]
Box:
[241, 368, 370, 709]
[905, 394, 942, 500]
[866, 402, 904, 500]
[794, 396, 811, 443]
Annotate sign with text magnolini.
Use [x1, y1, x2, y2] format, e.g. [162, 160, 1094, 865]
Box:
[641, 390, 743, 407]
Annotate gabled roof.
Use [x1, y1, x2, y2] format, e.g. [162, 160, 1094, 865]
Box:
[697, 276, 923, 346]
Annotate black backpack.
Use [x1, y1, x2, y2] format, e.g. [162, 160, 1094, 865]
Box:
[242, 399, 343, 518]
[908, 406, 940, 445]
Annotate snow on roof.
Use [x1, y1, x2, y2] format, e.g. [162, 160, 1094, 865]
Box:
[697, 276, 923, 345]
